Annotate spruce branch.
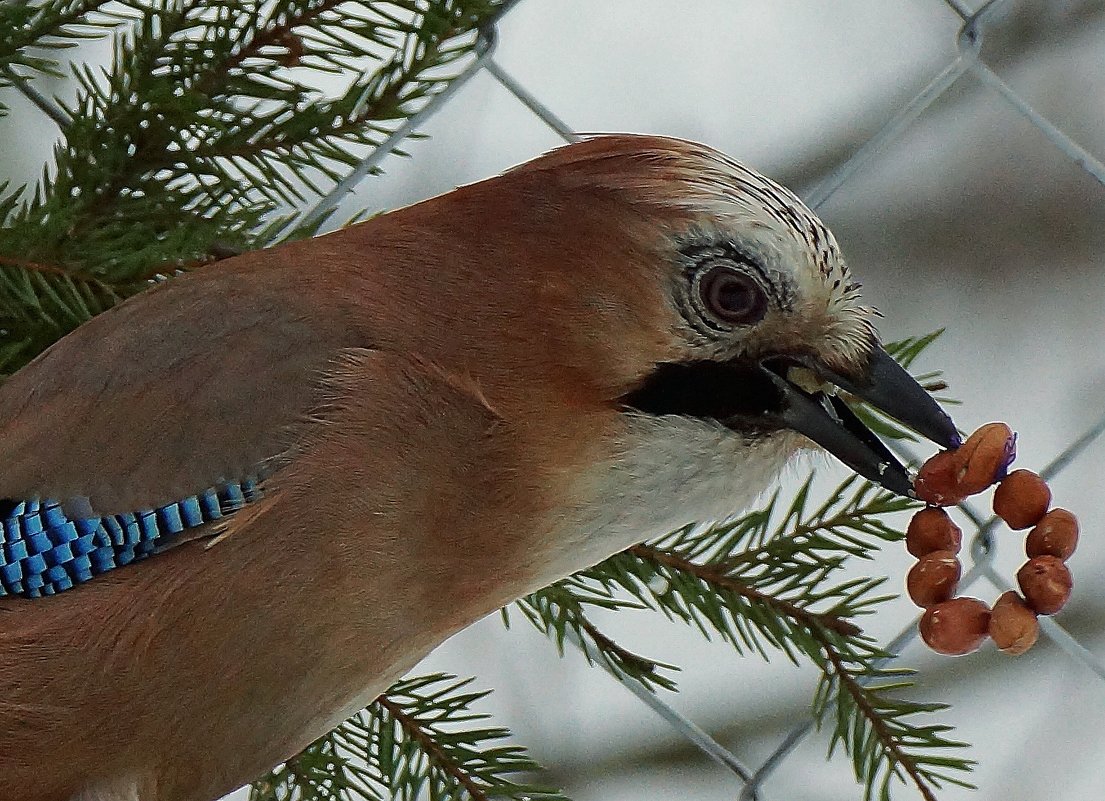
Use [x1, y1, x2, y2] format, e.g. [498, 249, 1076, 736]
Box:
[620, 455, 974, 799]
[627, 543, 863, 639]
[814, 640, 973, 801]
[250, 674, 566, 801]
[515, 378, 974, 801]
[508, 580, 681, 692]
[251, 736, 379, 801]
[48, 0, 501, 220]
[0, 1, 133, 96]
[563, 475, 912, 666]
[812, 618, 978, 801]
[0, 0, 505, 374]
[0, 253, 121, 372]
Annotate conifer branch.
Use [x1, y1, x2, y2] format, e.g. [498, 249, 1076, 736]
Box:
[374, 696, 496, 801]
[251, 674, 566, 801]
[0, 253, 115, 288]
[818, 641, 939, 801]
[628, 543, 862, 638]
[0, 0, 505, 374]
[576, 615, 673, 681]
[0, 1, 128, 82]
[518, 452, 973, 800]
[509, 579, 680, 692]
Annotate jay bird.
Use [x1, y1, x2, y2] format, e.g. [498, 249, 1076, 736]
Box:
[0, 134, 958, 801]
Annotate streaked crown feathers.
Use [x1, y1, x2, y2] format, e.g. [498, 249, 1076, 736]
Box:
[514, 134, 879, 365]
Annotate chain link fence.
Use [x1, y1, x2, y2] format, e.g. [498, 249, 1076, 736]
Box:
[12, 0, 1101, 797]
[364, 2, 1103, 798]
[322, 1, 1105, 798]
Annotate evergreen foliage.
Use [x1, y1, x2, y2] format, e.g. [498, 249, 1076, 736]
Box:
[514, 454, 974, 801]
[250, 674, 568, 801]
[0, 0, 501, 374]
[1, 6, 973, 800]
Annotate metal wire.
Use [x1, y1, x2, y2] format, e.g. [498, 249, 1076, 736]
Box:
[968, 59, 1105, 189]
[467, 5, 1103, 799]
[16, 1, 1098, 798]
[292, 0, 531, 232]
[293, 26, 501, 234]
[484, 57, 580, 143]
[805, 55, 973, 212]
[565, 628, 761, 796]
[288, 2, 1103, 797]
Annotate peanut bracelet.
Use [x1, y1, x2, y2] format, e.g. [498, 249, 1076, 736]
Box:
[906, 423, 1079, 656]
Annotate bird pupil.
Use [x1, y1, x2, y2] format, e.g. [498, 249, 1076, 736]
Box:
[715, 276, 752, 313]
[701, 266, 765, 324]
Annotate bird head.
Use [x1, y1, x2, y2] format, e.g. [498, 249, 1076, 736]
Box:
[366, 135, 957, 492]
[345, 135, 959, 557]
[525, 135, 962, 497]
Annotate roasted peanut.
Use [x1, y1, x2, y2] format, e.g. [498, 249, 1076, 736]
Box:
[1017, 555, 1072, 615]
[953, 422, 1016, 494]
[988, 591, 1039, 655]
[914, 450, 969, 506]
[919, 597, 991, 656]
[1026, 508, 1079, 561]
[906, 507, 962, 557]
[993, 469, 1051, 530]
[906, 550, 961, 608]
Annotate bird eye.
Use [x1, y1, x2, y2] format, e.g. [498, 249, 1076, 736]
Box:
[698, 265, 767, 326]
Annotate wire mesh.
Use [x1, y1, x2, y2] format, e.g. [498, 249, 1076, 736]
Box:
[13, 0, 1101, 797]
[302, 0, 1105, 797]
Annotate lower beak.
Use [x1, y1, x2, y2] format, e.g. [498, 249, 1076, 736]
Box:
[751, 346, 960, 497]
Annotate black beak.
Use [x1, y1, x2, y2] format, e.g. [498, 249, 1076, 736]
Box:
[749, 346, 960, 497]
[620, 345, 959, 498]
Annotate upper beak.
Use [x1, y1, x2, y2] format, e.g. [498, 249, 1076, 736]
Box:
[752, 346, 960, 497]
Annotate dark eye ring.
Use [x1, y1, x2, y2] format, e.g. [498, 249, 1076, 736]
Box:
[698, 265, 767, 325]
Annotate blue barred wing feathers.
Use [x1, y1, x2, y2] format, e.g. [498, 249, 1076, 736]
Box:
[0, 477, 263, 597]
